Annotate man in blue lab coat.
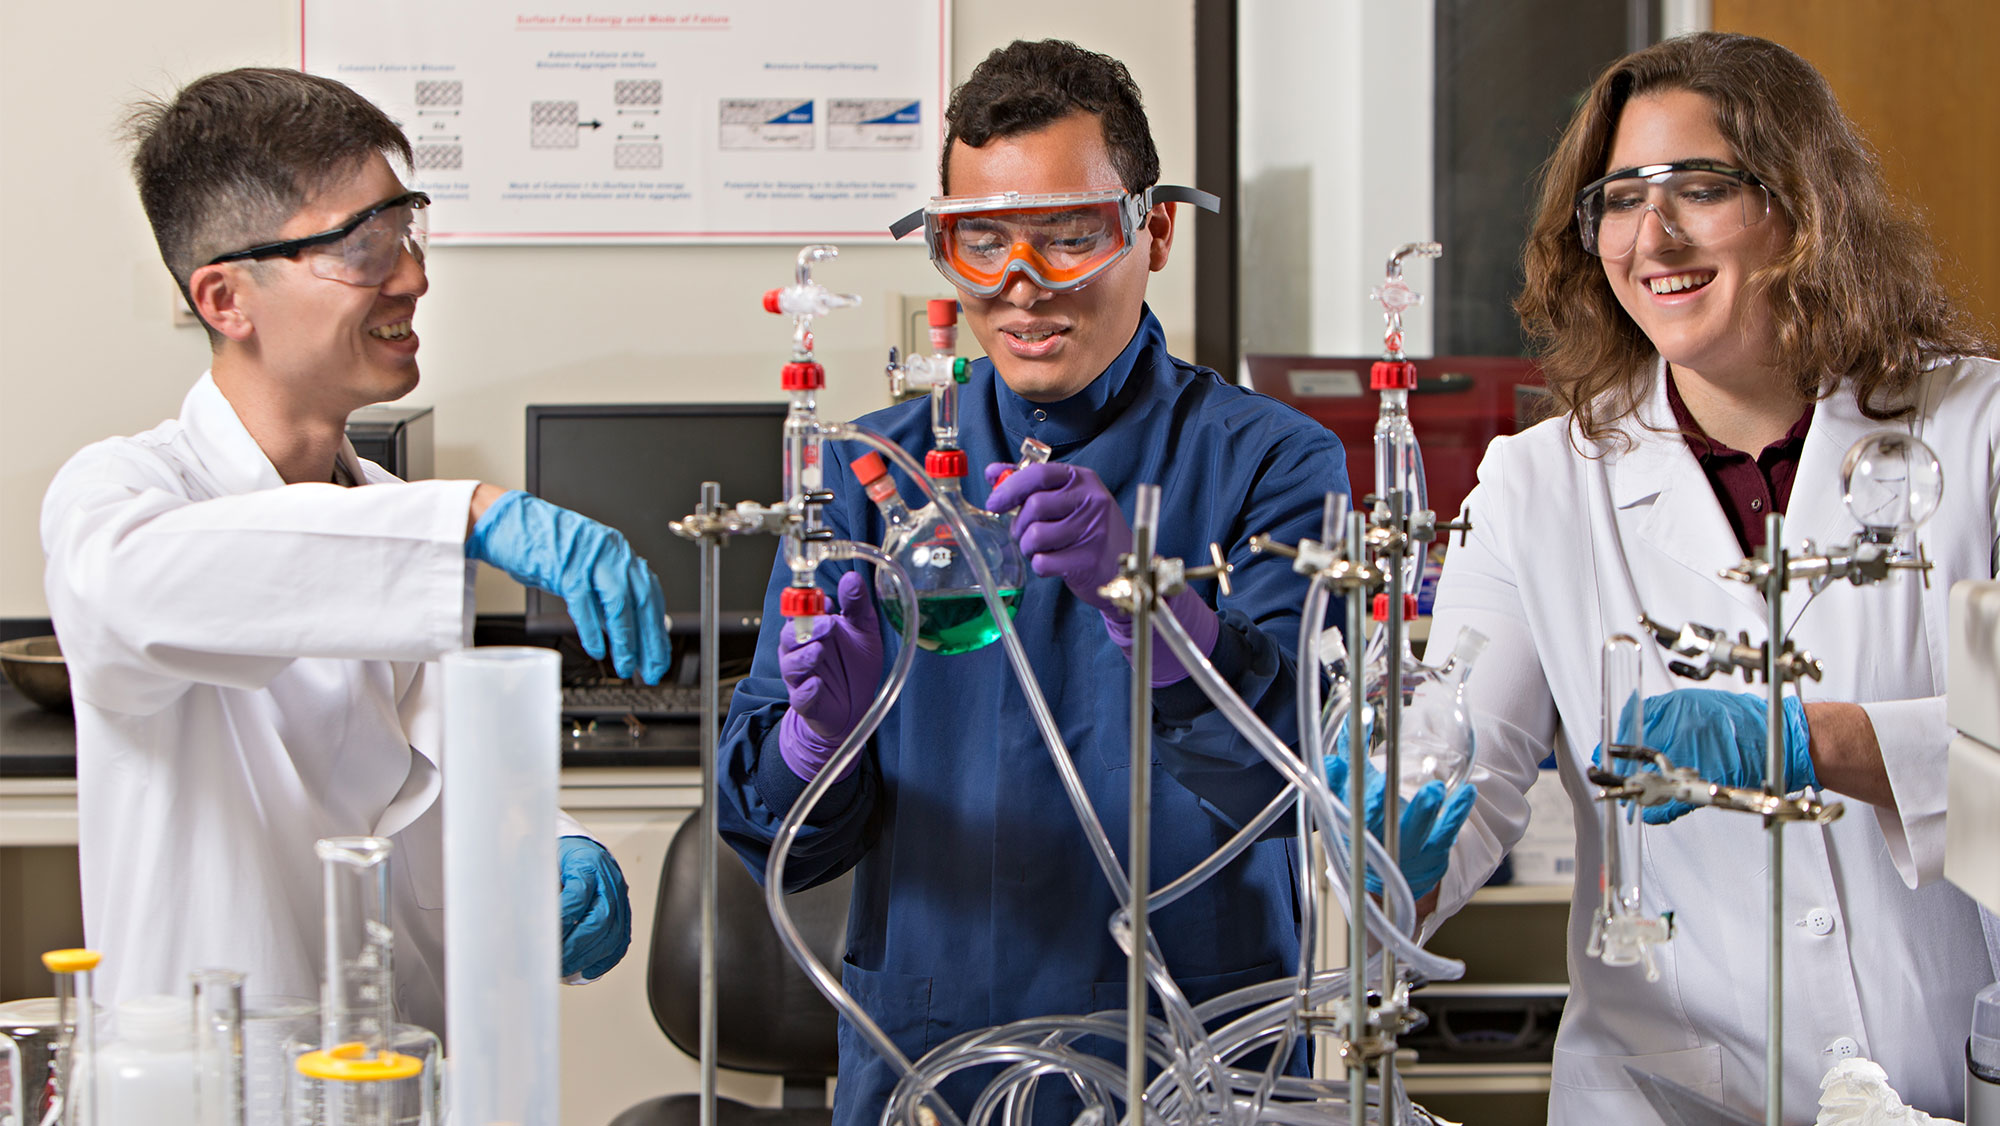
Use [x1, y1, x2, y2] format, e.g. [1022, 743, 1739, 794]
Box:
[717, 40, 1351, 1126]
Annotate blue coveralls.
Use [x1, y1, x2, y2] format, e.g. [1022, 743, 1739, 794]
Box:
[716, 309, 1350, 1126]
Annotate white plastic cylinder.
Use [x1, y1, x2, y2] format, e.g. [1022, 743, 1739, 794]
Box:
[442, 647, 560, 1126]
[100, 995, 197, 1126]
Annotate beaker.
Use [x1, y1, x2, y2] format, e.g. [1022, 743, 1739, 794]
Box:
[285, 1025, 439, 1126]
[852, 450, 1026, 654]
[241, 997, 315, 1126]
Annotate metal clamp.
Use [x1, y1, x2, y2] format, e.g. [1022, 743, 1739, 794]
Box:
[1589, 758, 1845, 825]
[1639, 615, 1824, 685]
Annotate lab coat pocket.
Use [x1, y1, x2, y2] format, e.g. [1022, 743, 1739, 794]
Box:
[838, 957, 935, 1062]
[1549, 1043, 1722, 1119]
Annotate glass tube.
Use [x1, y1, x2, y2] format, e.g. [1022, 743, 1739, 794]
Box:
[41, 948, 100, 1126]
[1590, 636, 1668, 978]
[190, 969, 244, 1126]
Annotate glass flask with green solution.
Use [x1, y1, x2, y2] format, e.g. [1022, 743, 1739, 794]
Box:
[850, 449, 1026, 655]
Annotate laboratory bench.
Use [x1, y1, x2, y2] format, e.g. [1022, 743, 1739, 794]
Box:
[3, 674, 1567, 1124]
[0, 679, 786, 1126]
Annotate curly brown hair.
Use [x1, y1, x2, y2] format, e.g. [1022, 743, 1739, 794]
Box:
[1516, 32, 1992, 446]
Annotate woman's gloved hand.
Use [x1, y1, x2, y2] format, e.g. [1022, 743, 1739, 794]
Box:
[776, 572, 883, 782]
[1618, 689, 1815, 824]
[1324, 751, 1477, 900]
[557, 836, 631, 981]
[984, 462, 1219, 684]
[465, 490, 671, 684]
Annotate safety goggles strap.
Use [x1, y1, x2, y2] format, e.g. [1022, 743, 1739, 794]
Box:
[1146, 184, 1222, 214]
[888, 183, 1222, 240]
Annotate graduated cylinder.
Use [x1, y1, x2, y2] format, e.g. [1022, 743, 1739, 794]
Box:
[443, 647, 561, 1126]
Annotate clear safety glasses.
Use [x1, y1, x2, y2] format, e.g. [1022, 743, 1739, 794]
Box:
[208, 190, 431, 286]
[890, 185, 1219, 297]
[1574, 161, 1771, 259]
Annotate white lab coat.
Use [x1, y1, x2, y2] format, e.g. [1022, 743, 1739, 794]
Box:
[1427, 357, 2000, 1122]
[41, 372, 583, 1039]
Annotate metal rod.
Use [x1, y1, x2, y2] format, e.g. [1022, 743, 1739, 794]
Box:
[1127, 485, 1160, 1126]
[1764, 511, 1784, 1126]
[699, 481, 722, 1126]
[1345, 509, 1371, 1126]
[1379, 493, 1405, 1105]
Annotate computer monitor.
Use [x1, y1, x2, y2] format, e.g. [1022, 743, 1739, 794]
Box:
[524, 403, 787, 639]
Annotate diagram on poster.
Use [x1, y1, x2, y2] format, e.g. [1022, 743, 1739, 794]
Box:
[303, 1, 948, 243]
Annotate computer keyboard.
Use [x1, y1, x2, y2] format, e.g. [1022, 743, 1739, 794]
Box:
[560, 680, 738, 720]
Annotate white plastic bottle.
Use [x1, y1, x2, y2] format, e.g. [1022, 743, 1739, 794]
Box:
[99, 995, 197, 1126]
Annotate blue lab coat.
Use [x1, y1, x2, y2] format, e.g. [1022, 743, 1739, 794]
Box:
[716, 309, 1349, 1126]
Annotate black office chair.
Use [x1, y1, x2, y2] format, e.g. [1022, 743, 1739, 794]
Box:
[610, 806, 852, 1126]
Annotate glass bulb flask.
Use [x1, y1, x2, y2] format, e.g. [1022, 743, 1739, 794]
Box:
[851, 449, 1027, 655]
[1321, 616, 1486, 800]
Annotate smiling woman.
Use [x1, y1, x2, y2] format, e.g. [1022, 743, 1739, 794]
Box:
[1516, 31, 1991, 445]
[1423, 30, 2000, 1123]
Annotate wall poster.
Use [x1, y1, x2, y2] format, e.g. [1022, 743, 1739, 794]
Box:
[303, 1, 950, 243]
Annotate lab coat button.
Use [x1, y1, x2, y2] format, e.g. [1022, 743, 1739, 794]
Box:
[1033, 409, 1048, 422]
[1802, 908, 1834, 935]
[1825, 1036, 1859, 1058]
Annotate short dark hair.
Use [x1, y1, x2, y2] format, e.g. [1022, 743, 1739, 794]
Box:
[1518, 32, 1992, 443]
[942, 39, 1159, 195]
[124, 68, 412, 339]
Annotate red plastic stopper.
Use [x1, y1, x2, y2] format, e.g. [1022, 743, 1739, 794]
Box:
[1370, 360, 1417, 391]
[763, 289, 784, 314]
[1370, 593, 1419, 622]
[849, 451, 888, 484]
[925, 449, 968, 479]
[780, 586, 828, 617]
[927, 299, 959, 327]
[781, 361, 825, 391]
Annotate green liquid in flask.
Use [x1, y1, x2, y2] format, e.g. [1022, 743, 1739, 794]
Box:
[884, 589, 1023, 654]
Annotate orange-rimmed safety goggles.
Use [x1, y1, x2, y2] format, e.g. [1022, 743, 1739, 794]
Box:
[890, 185, 1219, 297]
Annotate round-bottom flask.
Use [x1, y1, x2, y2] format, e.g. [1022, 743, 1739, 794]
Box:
[1323, 620, 1485, 798]
[852, 450, 1026, 655]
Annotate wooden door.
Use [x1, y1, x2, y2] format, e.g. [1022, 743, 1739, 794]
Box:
[1712, 0, 1999, 338]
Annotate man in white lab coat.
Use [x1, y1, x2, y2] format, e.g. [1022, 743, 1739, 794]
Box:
[40, 68, 668, 1037]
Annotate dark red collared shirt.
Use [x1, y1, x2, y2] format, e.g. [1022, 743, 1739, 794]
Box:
[1664, 377, 1814, 555]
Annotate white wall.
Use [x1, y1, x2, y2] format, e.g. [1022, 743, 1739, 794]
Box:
[0, 1, 1196, 617]
[1238, 0, 1434, 359]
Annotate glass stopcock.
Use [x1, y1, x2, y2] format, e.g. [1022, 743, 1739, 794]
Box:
[851, 451, 1027, 655]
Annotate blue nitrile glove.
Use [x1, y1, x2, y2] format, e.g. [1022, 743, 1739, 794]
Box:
[558, 836, 631, 980]
[1324, 750, 1477, 900]
[984, 462, 1220, 684]
[776, 572, 883, 783]
[1602, 689, 1815, 825]
[466, 490, 671, 684]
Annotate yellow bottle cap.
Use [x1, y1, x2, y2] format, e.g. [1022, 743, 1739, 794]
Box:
[295, 1043, 423, 1082]
[41, 949, 101, 974]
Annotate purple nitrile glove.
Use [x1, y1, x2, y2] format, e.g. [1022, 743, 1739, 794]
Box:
[776, 571, 883, 783]
[984, 461, 1131, 614]
[985, 461, 1219, 685]
[1102, 586, 1221, 687]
